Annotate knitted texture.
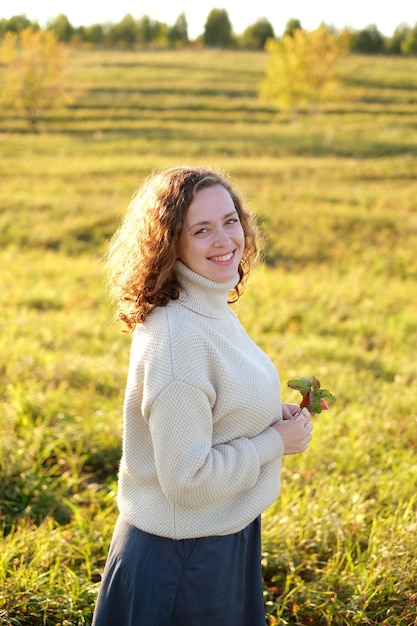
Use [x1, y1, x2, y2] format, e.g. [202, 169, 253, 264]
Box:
[118, 261, 285, 539]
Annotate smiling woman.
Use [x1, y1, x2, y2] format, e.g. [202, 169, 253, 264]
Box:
[92, 165, 313, 626]
[105, 166, 259, 328]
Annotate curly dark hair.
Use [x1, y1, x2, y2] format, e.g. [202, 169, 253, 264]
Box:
[105, 165, 259, 329]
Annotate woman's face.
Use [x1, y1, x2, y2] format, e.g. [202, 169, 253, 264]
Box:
[177, 184, 245, 283]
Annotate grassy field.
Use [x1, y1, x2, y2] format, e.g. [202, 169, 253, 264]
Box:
[1, 48, 417, 625]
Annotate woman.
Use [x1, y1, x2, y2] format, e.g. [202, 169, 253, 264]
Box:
[92, 166, 312, 626]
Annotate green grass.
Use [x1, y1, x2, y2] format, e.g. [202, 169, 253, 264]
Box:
[1, 48, 417, 625]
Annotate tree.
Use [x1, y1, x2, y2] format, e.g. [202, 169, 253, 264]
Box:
[386, 23, 410, 54]
[351, 24, 385, 53]
[284, 18, 302, 37]
[79, 23, 105, 45]
[260, 25, 349, 115]
[240, 18, 274, 50]
[136, 15, 165, 44]
[167, 12, 188, 47]
[108, 13, 137, 46]
[203, 9, 233, 48]
[148, 19, 169, 46]
[47, 14, 74, 42]
[0, 28, 76, 130]
[0, 14, 34, 34]
[401, 23, 417, 55]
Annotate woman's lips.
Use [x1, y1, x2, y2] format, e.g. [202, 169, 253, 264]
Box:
[208, 250, 235, 263]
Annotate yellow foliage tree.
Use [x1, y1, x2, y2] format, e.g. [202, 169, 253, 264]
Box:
[0, 28, 76, 130]
[260, 25, 349, 115]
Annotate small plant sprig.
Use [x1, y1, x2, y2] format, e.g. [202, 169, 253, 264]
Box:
[287, 375, 336, 415]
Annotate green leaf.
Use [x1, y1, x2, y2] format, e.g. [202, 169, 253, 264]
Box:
[287, 377, 312, 393]
[319, 388, 336, 401]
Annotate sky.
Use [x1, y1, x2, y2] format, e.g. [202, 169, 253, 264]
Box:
[1, 0, 415, 38]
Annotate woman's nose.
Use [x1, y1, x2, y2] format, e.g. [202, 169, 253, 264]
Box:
[213, 228, 230, 246]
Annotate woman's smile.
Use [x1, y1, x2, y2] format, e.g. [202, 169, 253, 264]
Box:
[208, 250, 235, 263]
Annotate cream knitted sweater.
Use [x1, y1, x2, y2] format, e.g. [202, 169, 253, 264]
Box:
[118, 261, 285, 539]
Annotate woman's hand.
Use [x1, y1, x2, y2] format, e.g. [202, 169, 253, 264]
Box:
[272, 413, 313, 455]
[281, 401, 310, 422]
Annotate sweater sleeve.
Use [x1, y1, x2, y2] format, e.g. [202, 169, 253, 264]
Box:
[148, 380, 284, 508]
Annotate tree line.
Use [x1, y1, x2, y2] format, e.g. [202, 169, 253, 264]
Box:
[1, 10, 417, 54]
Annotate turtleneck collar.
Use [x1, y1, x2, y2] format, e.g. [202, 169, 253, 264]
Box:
[174, 260, 240, 319]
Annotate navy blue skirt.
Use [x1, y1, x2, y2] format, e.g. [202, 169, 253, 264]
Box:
[92, 515, 266, 626]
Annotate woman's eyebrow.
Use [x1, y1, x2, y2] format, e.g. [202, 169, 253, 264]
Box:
[188, 210, 238, 230]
